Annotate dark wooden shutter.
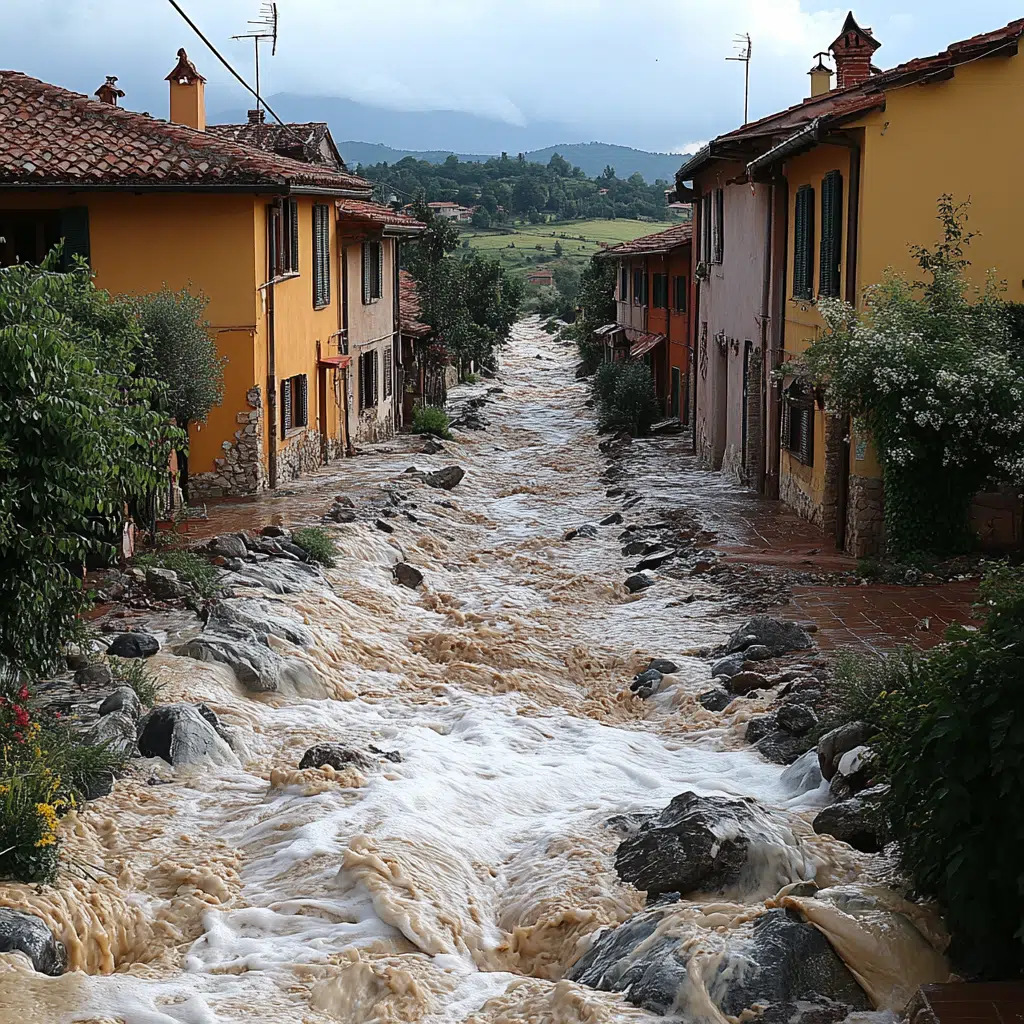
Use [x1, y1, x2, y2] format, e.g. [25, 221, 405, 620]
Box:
[376, 242, 385, 300]
[799, 407, 814, 465]
[288, 198, 300, 274]
[372, 350, 379, 404]
[701, 193, 712, 263]
[281, 377, 293, 437]
[297, 375, 308, 427]
[362, 243, 372, 304]
[793, 186, 815, 300]
[819, 171, 843, 299]
[59, 206, 90, 269]
[321, 207, 331, 306]
[713, 189, 724, 264]
[675, 275, 687, 311]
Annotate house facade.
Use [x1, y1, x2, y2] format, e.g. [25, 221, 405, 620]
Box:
[0, 51, 422, 498]
[597, 223, 692, 420]
[677, 12, 1024, 554]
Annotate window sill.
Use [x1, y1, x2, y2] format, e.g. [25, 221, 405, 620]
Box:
[313, 301, 330, 311]
[282, 426, 307, 440]
[791, 295, 816, 305]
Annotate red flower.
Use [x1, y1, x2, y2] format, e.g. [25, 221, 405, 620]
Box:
[17, 686, 29, 702]
[13, 706, 30, 728]
[53, 711, 61, 720]
[13, 732, 23, 744]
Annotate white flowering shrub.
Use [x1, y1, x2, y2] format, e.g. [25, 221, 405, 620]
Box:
[805, 197, 1024, 556]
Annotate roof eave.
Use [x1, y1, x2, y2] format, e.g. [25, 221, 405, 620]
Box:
[0, 180, 292, 194]
[383, 224, 426, 237]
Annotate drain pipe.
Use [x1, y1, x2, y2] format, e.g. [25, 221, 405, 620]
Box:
[757, 185, 773, 495]
[266, 274, 278, 490]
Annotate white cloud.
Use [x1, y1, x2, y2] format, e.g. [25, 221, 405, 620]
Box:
[673, 141, 709, 155]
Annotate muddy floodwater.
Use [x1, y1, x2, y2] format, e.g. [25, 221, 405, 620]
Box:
[0, 319, 946, 1023]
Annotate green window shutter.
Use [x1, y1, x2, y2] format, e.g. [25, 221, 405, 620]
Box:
[58, 206, 90, 270]
[799, 407, 815, 465]
[362, 243, 372, 304]
[819, 171, 843, 298]
[377, 241, 385, 300]
[288, 199, 300, 274]
[713, 189, 724, 264]
[299, 374, 308, 427]
[794, 186, 815, 299]
[281, 377, 293, 437]
[322, 208, 331, 306]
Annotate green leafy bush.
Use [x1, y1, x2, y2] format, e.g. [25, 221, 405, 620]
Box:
[134, 549, 219, 598]
[832, 565, 1024, 977]
[109, 656, 163, 707]
[292, 527, 337, 568]
[412, 405, 453, 440]
[0, 769, 65, 883]
[591, 360, 661, 436]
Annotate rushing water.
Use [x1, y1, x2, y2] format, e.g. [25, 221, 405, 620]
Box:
[0, 320, 941, 1023]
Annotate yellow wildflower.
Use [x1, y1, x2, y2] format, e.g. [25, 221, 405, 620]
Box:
[34, 802, 60, 848]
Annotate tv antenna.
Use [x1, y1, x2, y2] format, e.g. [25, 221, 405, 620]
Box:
[726, 32, 752, 123]
[233, 2, 278, 128]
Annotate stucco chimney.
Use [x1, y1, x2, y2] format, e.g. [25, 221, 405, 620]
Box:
[95, 75, 125, 106]
[247, 109, 266, 124]
[808, 55, 833, 98]
[829, 12, 880, 90]
[165, 48, 206, 131]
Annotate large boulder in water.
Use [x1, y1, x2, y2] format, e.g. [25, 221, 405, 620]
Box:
[812, 785, 890, 853]
[426, 466, 465, 490]
[0, 909, 68, 975]
[723, 616, 813, 658]
[106, 632, 160, 659]
[614, 792, 815, 901]
[137, 703, 238, 767]
[567, 904, 870, 1018]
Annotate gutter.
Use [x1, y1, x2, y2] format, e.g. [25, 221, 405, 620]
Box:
[745, 119, 822, 180]
[676, 143, 713, 181]
[383, 224, 426, 237]
[1, 182, 374, 198]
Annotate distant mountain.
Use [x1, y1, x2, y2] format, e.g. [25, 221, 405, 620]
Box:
[338, 141, 687, 184]
[209, 95, 688, 184]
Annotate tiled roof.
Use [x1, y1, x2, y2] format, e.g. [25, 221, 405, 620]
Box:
[0, 71, 372, 193]
[399, 270, 431, 337]
[336, 199, 425, 231]
[597, 222, 693, 258]
[206, 120, 345, 169]
[679, 17, 1024, 180]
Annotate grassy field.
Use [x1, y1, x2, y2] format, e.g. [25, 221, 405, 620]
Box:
[460, 218, 681, 276]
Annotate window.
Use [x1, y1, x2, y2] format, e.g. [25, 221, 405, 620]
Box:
[383, 348, 394, 399]
[793, 185, 815, 300]
[700, 193, 712, 263]
[620, 265, 629, 302]
[652, 273, 669, 309]
[280, 373, 308, 437]
[359, 350, 379, 410]
[712, 188, 724, 264]
[782, 382, 815, 466]
[268, 198, 299, 277]
[362, 240, 384, 304]
[312, 203, 331, 308]
[818, 170, 844, 299]
[632, 268, 645, 306]
[674, 275, 687, 312]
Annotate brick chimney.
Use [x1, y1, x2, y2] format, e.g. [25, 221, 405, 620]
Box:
[808, 54, 833, 98]
[247, 109, 266, 124]
[829, 12, 880, 90]
[165, 48, 206, 131]
[95, 75, 125, 106]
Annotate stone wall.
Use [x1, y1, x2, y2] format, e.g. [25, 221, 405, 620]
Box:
[779, 468, 822, 528]
[189, 386, 265, 500]
[845, 475, 885, 558]
[277, 428, 333, 484]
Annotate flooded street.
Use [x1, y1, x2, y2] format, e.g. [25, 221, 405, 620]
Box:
[0, 319, 940, 1023]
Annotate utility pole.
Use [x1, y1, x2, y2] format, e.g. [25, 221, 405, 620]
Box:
[726, 33, 752, 124]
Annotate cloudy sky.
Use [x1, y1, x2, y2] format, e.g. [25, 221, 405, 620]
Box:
[2, 0, 1021, 152]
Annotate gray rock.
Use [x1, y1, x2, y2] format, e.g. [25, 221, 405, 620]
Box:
[209, 534, 249, 560]
[137, 703, 238, 767]
[174, 634, 317, 694]
[625, 573, 654, 593]
[633, 549, 677, 572]
[0, 909, 68, 976]
[647, 659, 678, 675]
[106, 633, 160, 659]
[724, 617, 814, 658]
[727, 670, 769, 695]
[756, 730, 813, 765]
[84, 710, 137, 756]
[622, 541, 647, 556]
[298, 743, 372, 771]
[145, 566, 188, 600]
[66, 650, 91, 672]
[776, 703, 818, 736]
[75, 662, 113, 688]
[279, 539, 313, 561]
[817, 721, 874, 781]
[99, 685, 143, 720]
[630, 669, 663, 700]
[425, 466, 465, 490]
[745, 714, 778, 744]
[698, 687, 732, 712]
[711, 652, 747, 679]
[743, 644, 774, 662]
[394, 562, 424, 589]
[600, 512, 624, 526]
[831, 745, 877, 796]
[780, 749, 825, 798]
[328, 506, 357, 524]
[614, 791, 810, 900]
[421, 439, 445, 454]
[375, 519, 395, 534]
[206, 597, 315, 647]
[260, 525, 292, 538]
[812, 785, 890, 852]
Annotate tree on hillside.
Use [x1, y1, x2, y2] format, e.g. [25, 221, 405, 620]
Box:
[548, 153, 572, 177]
[0, 256, 182, 675]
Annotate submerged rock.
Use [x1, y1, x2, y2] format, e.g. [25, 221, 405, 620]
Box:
[98, 686, 143, 721]
[710, 652, 746, 678]
[174, 634, 317, 694]
[137, 703, 237, 767]
[780, 749, 825, 798]
[600, 512, 624, 526]
[393, 562, 424, 589]
[756, 730, 813, 765]
[647, 659, 678, 675]
[75, 662, 113, 688]
[298, 743, 372, 771]
[106, 633, 160, 659]
[632, 548, 677, 572]
[812, 785, 889, 853]
[614, 791, 814, 901]
[698, 687, 732, 712]
[425, 466, 465, 490]
[724, 616, 814, 658]
[0, 909, 68, 976]
[777, 702, 818, 736]
[817, 722, 875, 781]
[625, 573, 654, 594]
[726, 670, 769, 695]
[83, 710, 137, 757]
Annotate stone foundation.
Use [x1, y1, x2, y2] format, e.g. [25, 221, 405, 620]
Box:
[190, 386, 266, 499]
[780, 468, 823, 528]
[845, 474, 885, 558]
[278, 428, 332, 483]
[350, 406, 395, 445]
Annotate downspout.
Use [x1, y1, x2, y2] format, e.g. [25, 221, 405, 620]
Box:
[392, 239, 402, 429]
[757, 185, 773, 494]
[690, 194, 701, 452]
[266, 276, 278, 490]
[768, 176, 789, 499]
[341, 243, 355, 456]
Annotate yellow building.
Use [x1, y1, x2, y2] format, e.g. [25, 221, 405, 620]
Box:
[680, 13, 1024, 554]
[0, 50, 422, 498]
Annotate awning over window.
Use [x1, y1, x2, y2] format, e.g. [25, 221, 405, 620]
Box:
[318, 354, 352, 369]
[629, 332, 665, 358]
[594, 323, 621, 337]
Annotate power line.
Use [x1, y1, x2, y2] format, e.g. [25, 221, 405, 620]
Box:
[163, 0, 304, 146]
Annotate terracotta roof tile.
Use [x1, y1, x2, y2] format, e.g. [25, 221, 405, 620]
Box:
[597, 221, 693, 258]
[206, 120, 345, 169]
[0, 71, 372, 193]
[399, 270, 431, 336]
[336, 198, 425, 230]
